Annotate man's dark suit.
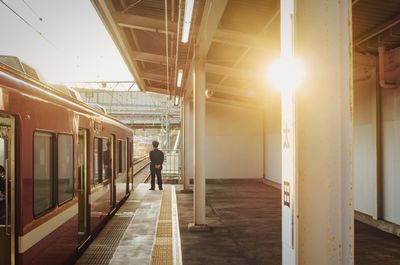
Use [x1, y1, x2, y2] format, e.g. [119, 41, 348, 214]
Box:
[149, 148, 164, 189]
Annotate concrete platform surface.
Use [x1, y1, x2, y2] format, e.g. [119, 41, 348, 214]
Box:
[176, 182, 400, 265]
[177, 182, 281, 265]
[76, 183, 163, 265]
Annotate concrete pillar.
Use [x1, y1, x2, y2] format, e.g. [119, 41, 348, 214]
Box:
[188, 52, 209, 231]
[371, 80, 381, 220]
[281, 0, 353, 264]
[280, 1, 298, 264]
[182, 97, 193, 192]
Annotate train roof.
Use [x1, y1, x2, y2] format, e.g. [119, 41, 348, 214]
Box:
[0, 60, 132, 132]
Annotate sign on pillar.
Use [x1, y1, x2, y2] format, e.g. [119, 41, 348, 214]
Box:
[276, 0, 353, 264]
[281, 86, 296, 265]
[281, 1, 297, 265]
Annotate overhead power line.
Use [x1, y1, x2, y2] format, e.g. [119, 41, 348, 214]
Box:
[21, 0, 43, 21]
[0, 0, 57, 49]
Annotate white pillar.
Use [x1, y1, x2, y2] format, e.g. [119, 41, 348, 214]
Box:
[188, 52, 209, 231]
[282, 0, 353, 264]
[371, 79, 381, 220]
[182, 97, 193, 191]
[280, 1, 298, 264]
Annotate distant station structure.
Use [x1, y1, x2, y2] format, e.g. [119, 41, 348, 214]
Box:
[68, 81, 181, 129]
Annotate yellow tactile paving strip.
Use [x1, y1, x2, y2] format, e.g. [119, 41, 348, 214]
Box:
[151, 185, 173, 265]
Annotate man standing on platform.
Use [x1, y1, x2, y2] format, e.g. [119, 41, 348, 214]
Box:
[149, 140, 164, 190]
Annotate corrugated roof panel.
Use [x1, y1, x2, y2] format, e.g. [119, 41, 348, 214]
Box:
[219, 0, 279, 34]
[353, 0, 400, 40]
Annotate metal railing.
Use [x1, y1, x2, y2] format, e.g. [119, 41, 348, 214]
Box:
[161, 149, 181, 179]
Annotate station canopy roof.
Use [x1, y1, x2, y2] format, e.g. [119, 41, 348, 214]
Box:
[91, 0, 400, 106]
[91, 0, 280, 107]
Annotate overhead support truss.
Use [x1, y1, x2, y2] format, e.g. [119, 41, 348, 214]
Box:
[92, 0, 147, 91]
[213, 29, 270, 50]
[354, 13, 400, 46]
[91, 0, 279, 105]
[132, 51, 173, 65]
[114, 12, 177, 33]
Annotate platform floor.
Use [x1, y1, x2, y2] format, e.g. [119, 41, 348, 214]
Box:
[177, 182, 281, 265]
[75, 177, 180, 265]
[75, 180, 400, 265]
[355, 221, 400, 265]
[75, 184, 161, 265]
[176, 182, 400, 265]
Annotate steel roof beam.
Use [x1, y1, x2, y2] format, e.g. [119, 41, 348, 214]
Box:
[141, 72, 169, 82]
[213, 10, 279, 92]
[132, 51, 172, 65]
[213, 29, 270, 50]
[92, 0, 146, 91]
[207, 97, 262, 109]
[182, 0, 227, 98]
[206, 83, 258, 97]
[196, 0, 229, 57]
[354, 13, 400, 46]
[146, 86, 170, 95]
[205, 63, 257, 80]
[114, 12, 177, 33]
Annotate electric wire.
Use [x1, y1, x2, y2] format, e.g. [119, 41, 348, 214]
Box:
[165, 0, 170, 99]
[0, 0, 57, 49]
[21, 0, 43, 21]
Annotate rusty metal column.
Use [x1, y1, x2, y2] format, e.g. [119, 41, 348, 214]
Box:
[292, 0, 353, 264]
[188, 52, 209, 231]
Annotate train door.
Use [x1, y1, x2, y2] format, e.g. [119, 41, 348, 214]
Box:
[0, 115, 15, 265]
[77, 129, 88, 241]
[110, 135, 116, 209]
[126, 138, 130, 194]
[127, 138, 131, 192]
[131, 140, 134, 191]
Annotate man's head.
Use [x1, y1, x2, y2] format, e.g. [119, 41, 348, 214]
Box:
[152, 140, 159, 149]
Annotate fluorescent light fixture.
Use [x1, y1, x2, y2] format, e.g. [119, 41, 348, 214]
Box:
[174, 96, 180, 106]
[181, 0, 195, 43]
[177, 69, 183, 87]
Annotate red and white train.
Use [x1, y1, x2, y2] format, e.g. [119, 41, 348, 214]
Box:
[0, 56, 134, 265]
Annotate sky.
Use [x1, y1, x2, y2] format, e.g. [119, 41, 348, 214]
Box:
[0, 0, 133, 84]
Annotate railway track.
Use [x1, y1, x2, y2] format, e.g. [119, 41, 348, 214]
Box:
[133, 156, 147, 165]
[132, 156, 151, 185]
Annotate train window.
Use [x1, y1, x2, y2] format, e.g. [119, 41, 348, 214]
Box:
[122, 141, 126, 173]
[58, 134, 74, 204]
[118, 140, 127, 174]
[130, 141, 133, 171]
[94, 138, 103, 185]
[118, 140, 122, 173]
[33, 132, 55, 217]
[103, 139, 111, 180]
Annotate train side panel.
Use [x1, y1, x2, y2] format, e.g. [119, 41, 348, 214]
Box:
[0, 69, 133, 265]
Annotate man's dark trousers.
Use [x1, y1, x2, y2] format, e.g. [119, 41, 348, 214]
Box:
[150, 165, 162, 189]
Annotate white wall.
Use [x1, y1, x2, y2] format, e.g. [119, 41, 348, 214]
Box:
[381, 85, 400, 224]
[381, 47, 400, 224]
[353, 48, 400, 225]
[205, 101, 263, 179]
[264, 91, 282, 184]
[353, 53, 376, 216]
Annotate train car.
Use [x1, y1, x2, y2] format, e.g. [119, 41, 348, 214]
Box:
[0, 58, 135, 265]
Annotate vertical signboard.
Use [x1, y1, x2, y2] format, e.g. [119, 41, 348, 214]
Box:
[281, 0, 297, 265]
